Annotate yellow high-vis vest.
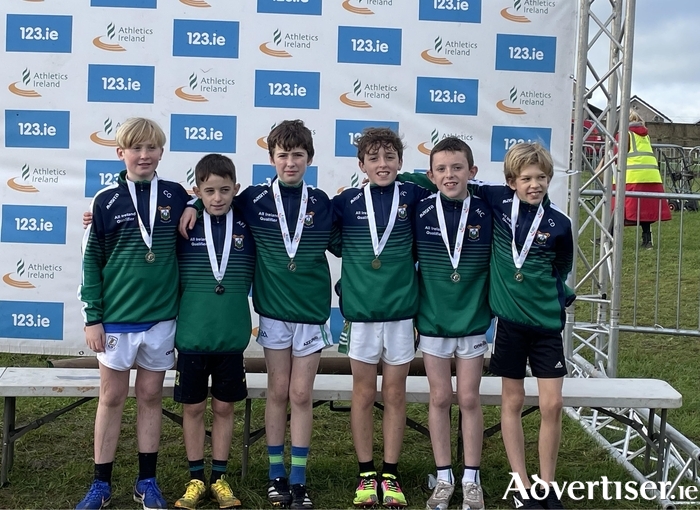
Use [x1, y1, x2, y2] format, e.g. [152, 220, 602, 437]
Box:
[626, 132, 662, 184]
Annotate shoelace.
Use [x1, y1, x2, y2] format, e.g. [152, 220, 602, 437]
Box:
[358, 477, 376, 490]
[433, 483, 453, 499]
[382, 477, 401, 493]
[141, 480, 162, 502]
[213, 480, 234, 497]
[86, 483, 109, 501]
[183, 481, 203, 499]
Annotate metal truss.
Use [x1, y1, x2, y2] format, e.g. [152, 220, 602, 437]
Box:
[567, 0, 700, 504]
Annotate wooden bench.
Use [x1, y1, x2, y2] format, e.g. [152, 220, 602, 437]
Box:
[0, 366, 682, 487]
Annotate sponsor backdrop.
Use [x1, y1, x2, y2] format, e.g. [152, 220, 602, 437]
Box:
[1, 0, 576, 355]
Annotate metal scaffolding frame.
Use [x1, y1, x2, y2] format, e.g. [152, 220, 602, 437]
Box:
[567, 0, 700, 504]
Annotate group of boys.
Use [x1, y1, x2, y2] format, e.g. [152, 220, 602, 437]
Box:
[77, 116, 574, 510]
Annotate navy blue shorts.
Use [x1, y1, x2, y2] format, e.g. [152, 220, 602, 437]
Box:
[174, 352, 247, 404]
[488, 317, 567, 379]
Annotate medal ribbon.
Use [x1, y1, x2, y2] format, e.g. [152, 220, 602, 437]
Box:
[203, 209, 233, 284]
[272, 179, 308, 261]
[435, 193, 470, 271]
[510, 194, 545, 272]
[364, 182, 400, 259]
[126, 175, 158, 253]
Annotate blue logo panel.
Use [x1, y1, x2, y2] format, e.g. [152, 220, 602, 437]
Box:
[1, 205, 67, 245]
[257, 0, 322, 15]
[172, 19, 239, 59]
[334, 120, 400, 158]
[170, 114, 237, 153]
[5, 14, 73, 53]
[337, 26, 402, 66]
[491, 126, 552, 162]
[87, 65, 155, 104]
[5, 110, 70, 149]
[415, 77, 478, 116]
[418, 0, 481, 23]
[254, 70, 320, 110]
[0, 301, 64, 340]
[90, 0, 157, 7]
[85, 160, 125, 198]
[252, 165, 318, 187]
[495, 34, 557, 73]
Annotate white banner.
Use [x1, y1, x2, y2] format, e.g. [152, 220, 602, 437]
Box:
[0, 0, 577, 355]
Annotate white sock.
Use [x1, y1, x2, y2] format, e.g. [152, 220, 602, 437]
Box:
[462, 468, 480, 484]
[436, 467, 454, 484]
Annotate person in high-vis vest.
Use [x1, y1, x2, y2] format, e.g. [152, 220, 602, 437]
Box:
[613, 110, 671, 249]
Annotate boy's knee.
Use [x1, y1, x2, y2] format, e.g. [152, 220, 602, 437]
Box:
[135, 383, 163, 405]
[99, 389, 128, 408]
[288, 385, 312, 408]
[540, 395, 563, 418]
[501, 388, 525, 412]
[457, 390, 480, 412]
[183, 401, 207, 418]
[381, 384, 406, 406]
[211, 399, 234, 418]
[430, 388, 453, 410]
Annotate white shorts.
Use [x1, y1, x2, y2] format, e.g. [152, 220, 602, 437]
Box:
[418, 334, 488, 360]
[339, 319, 415, 366]
[97, 319, 176, 372]
[256, 316, 333, 357]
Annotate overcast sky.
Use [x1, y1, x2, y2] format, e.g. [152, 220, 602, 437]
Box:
[626, 0, 700, 123]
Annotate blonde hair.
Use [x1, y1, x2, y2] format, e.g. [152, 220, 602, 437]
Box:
[628, 109, 645, 125]
[503, 142, 554, 182]
[115, 117, 166, 149]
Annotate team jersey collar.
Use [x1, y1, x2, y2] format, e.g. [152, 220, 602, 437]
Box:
[118, 169, 157, 185]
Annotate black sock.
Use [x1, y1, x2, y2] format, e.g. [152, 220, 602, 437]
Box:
[210, 459, 227, 484]
[188, 459, 205, 482]
[94, 462, 113, 485]
[138, 452, 158, 481]
[359, 460, 376, 475]
[381, 462, 398, 477]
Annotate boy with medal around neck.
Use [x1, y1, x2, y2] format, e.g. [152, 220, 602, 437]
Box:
[173, 154, 255, 510]
[180, 120, 336, 510]
[399, 142, 575, 509]
[332, 127, 432, 509]
[78, 118, 190, 510]
[414, 138, 491, 510]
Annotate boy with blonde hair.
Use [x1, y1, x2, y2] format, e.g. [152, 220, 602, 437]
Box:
[78, 117, 191, 510]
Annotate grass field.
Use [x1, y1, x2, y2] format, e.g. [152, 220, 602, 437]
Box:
[0, 211, 698, 509]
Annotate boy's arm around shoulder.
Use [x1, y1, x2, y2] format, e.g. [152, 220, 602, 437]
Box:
[79, 199, 107, 326]
[467, 179, 509, 206]
[327, 193, 344, 258]
[397, 171, 436, 192]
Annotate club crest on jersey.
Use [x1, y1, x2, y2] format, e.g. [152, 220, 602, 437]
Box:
[233, 234, 244, 251]
[467, 225, 481, 240]
[158, 206, 171, 223]
[535, 231, 550, 245]
[106, 335, 119, 350]
[397, 204, 408, 221]
[304, 211, 315, 227]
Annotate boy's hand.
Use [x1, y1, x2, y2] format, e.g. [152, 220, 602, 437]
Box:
[179, 208, 197, 238]
[85, 324, 106, 353]
[83, 211, 92, 229]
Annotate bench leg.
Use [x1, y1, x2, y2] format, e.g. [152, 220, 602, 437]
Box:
[656, 409, 668, 483]
[1, 397, 16, 487]
[644, 408, 656, 472]
[242, 398, 252, 479]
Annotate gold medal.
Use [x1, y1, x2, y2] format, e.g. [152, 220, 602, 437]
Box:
[371, 258, 381, 270]
[514, 271, 524, 282]
[288, 260, 297, 272]
[450, 271, 460, 283]
[145, 251, 155, 263]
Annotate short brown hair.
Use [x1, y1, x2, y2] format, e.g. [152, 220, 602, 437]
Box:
[195, 153, 236, 186]
[503, 142, 554, 182]
[267, 119, 315, 160]
[430, 137, 474, 170]
[356, 127, 404, 162]
[115, 117, 166, 149]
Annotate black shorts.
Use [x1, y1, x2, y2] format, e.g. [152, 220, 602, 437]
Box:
[174, 352, 248, 404]
[488, 317, 567, 379]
